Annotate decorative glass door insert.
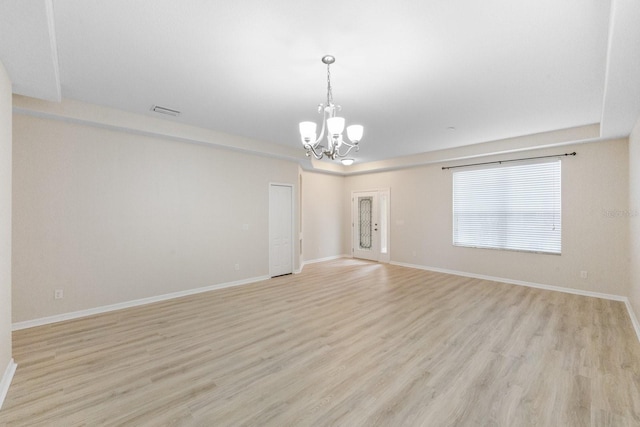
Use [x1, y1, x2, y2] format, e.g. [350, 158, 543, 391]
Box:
[359, 197, 373, 250]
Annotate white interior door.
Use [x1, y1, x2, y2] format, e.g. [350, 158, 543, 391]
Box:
[353, 191, 380, 261]
[269, 184, 293, 277]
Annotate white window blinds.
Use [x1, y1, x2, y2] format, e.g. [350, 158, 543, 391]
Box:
[452, 160, 561, 254]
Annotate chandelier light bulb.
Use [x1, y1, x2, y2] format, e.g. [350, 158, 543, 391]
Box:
[347, 125, 363, 143]
[299, 121, 317, 144]
[327, 117, 345, 136]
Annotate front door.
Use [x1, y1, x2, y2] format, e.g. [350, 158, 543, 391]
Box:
[352, 190, 390, 262]
[353, 191, 379, 261]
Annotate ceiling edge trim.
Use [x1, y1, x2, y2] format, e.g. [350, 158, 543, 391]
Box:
[343, 124, 601, 176]
[12, 95, 309, 163]
[12, 96, 608, 177]
[598, 0, 640, 138]
[44, 0, 61, 102]
[599, 0, 616, 137]
[14, 105, 312, 167]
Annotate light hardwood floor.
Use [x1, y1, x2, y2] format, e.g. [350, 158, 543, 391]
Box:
[1, 259, 640, 426]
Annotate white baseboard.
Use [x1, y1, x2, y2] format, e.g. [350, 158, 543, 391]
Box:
[391, 261, 640, 343]
[624, 299, 640, 343]
[0, 358, 17, 410]
[303, 254, 349, 265]
[12, 275, 270, 331]
[390, 261, 627, 301]
[298, 255, 349, 273]
[12, 260, 640, 345]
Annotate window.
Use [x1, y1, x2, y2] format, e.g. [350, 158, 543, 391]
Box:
[452, 160, 561, 254]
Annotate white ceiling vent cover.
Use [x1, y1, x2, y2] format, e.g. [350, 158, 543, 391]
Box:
[151, 105, 181, 117]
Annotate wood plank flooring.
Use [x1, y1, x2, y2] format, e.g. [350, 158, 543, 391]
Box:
[1, 259, 640, 426]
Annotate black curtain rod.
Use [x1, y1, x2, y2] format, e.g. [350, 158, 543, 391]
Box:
[441, 152, 577, 170]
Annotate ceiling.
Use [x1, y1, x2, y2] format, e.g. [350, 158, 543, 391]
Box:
[1, 0, 640, 164]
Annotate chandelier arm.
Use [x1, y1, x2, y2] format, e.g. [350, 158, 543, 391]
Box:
[304, 143, 325, 160]
[325, 144, 341, 160]
[335, 143, 359, 158]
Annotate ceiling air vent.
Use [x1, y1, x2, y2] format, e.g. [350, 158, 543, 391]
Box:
[151, 105, 181, 117]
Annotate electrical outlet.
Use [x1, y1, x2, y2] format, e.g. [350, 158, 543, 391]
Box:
[234, 263, 240, 271]
[580, 271, 588, 279]
[54, 289, 64, 299]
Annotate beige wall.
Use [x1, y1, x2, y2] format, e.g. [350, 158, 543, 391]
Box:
[301, 171, 345, 262]
[629, 116, 640, 317]
[0, 62, 12, 385]
[10, 102, 635, 324]
[345, 139, 630, 296]
[12, 114, 300, 323]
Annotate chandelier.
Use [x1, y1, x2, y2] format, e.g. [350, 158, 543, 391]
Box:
[299, 55, 363, 166]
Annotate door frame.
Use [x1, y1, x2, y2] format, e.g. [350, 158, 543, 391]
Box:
[351, 189, 390, 263]
[269, 182, 295, 277]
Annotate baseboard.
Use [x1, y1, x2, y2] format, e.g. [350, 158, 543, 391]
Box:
[12, 275, 270, 331]
[299, 255, 349, 273]
[303, 254, 349, 265]
[13, 260, 640, 344]
[0, 359, 17, 410]
[390, 261, 627, 302]
[624, 299, 640, 343]
[392, 260, 640, 343]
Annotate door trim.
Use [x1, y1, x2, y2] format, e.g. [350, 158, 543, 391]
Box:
[351, 189, 390, 263]
[269, 183, 295, 277]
